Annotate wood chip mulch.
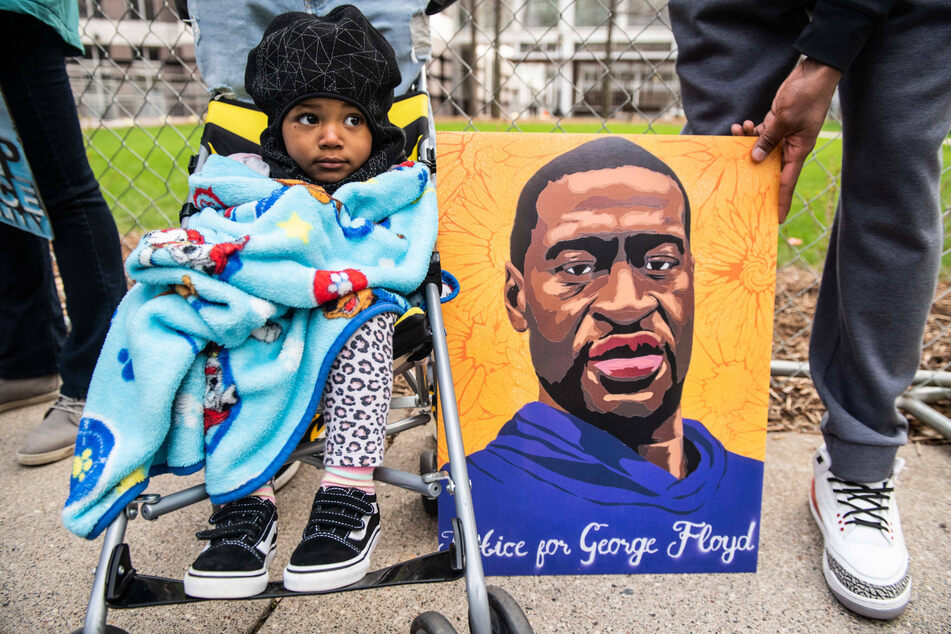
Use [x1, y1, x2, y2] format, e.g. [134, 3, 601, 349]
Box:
[771, 267, 950, 444]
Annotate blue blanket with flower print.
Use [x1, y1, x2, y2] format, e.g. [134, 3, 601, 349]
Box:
[62, 155, 437, 539]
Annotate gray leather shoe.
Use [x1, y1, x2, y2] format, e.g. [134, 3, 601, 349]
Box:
[16, 395, 85, 466]
[0, 375, 60, 413]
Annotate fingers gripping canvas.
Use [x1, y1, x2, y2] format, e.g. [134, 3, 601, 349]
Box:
[435, 133, 779, 575]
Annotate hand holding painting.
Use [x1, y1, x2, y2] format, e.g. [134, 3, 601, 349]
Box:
[731, 58, 843, 222]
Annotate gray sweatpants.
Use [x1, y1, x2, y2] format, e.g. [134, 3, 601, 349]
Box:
[670, 0, 951, 481]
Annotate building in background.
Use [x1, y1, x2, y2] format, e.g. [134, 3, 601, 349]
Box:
[65, 0, 678, 123]
[428, 0, 680, 120]
[70, 0, 203, 123]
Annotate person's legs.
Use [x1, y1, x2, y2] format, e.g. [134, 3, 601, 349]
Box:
[189, 0, 301, 100]
[0, 13, 126, 463]
[319, 0, 430, 94]
[810, 0, 951, 482]
[0, 221, 62, 412]
[669, 0, 809, 133]
[284, 312, 394, 592]
[190, 0, 429, 101]
[319, 312, 393, 473]
[0, 224, 64, 385]
[672, 0, 951, 619]
[0, 15, 68, 392]
[806, 0, 951, 619]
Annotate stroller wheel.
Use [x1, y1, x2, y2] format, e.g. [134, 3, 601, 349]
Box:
[487, 585, 534, 633]
[419, 445, 439, 516]
[410, 610, 457, 633]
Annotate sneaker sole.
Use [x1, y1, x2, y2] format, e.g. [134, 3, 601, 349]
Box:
[820, 550, 911, 620]
[183, 567, 271, 599]
[283, 525, 380, 592]
[273, 461, 301, 492]
[0, 389, 59, 414]
[809, 481, 912, 620]
[184, 545, 276, 599]
[15, 443, 76, 466]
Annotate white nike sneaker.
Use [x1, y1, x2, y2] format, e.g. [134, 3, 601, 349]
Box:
[809, 445, 911, 619]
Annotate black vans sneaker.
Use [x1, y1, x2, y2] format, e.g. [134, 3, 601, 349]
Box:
[283, 486, 380, 592]
[184, 496, 278, 599]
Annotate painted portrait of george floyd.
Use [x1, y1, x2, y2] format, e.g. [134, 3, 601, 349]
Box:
[435, 132, 780, 576]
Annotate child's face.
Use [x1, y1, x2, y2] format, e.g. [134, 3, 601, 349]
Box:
[281, 97, 373, 182]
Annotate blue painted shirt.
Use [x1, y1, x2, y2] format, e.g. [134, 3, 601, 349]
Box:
[439, 401, 764, 575]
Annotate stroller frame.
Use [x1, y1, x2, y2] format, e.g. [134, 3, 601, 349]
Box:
[73, 73, 531, 633]
[76, 277, 495, 633]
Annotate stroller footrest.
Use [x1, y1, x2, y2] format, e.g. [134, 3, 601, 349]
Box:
[106, 549, 462, 608]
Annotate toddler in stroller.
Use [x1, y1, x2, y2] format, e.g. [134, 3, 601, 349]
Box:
[65, 6, 533, 632]
[184, 6, 417, 598]
[64, 4, 436, 597]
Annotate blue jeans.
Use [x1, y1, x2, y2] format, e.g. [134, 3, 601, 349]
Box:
[189, 0, 431, 100]
[0, 13, 126, 399]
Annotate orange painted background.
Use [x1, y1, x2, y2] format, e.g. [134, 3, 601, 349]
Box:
[436, 132, 779, 464]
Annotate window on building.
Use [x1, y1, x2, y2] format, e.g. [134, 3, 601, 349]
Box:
[457, 0, 514, 31]
[573, 0, 611, 26]
[623, 0, 668, 25]
[133, 0, 158, 21]
[524, 0, 559, 27]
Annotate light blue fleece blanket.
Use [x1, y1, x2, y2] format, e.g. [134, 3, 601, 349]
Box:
[62, 155, 437, 539]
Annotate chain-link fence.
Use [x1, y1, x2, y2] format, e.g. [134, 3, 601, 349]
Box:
[66, 0, 951, 437]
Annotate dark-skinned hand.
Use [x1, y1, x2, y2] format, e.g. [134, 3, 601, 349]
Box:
[731, 58, 843, 222]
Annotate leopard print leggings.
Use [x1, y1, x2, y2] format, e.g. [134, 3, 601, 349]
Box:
[320, 312, 395, 467]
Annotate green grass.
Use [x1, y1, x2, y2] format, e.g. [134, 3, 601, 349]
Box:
[84, 121, 949, 272]
[782, 137, 951, 272]
[779, 136, 844, 269]
[84, 123, 202, 235]
[82, 119, 683, 236]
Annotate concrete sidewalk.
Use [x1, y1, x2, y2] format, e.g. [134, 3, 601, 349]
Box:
[1, 401, 949, 633]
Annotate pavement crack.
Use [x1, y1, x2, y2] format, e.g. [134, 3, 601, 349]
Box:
[250, 596, 282, 633]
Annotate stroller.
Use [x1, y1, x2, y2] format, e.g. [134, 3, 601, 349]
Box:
[71, 15, 532, 634]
